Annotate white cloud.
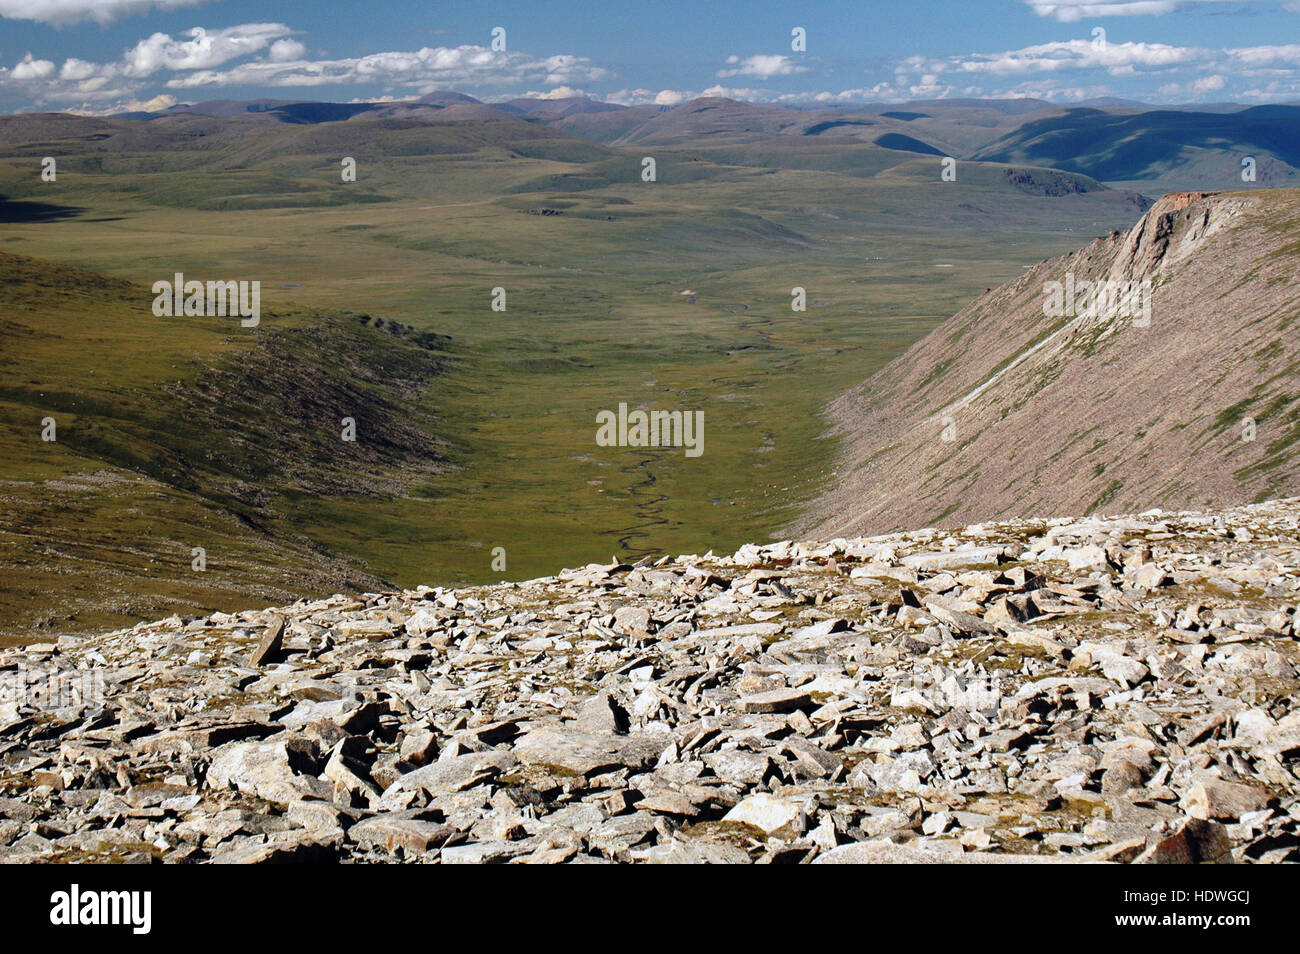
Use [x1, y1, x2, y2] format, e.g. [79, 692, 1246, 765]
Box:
[0, 0, 214, 25]
[953, 39, 1199, 76]
[68, 92, 178, 115]
[1158, 72, 1229, 96]
[163, 44, 609, 90]
[717, 54, 809, 79]
[604, 87, 685, 106]
[124, 24, 296, 77]
[1019, 0, 1243, 20]
[1, 25, 296, 104]
[5, 10, 1300, 113]
[926, 37, 1300, 102]
[512, 85, 601, 101]
[11, 52, 54, 79]
[524, 85, 586, 99]
[0, 26, 611, 112]
[698, 83, 779, 100]
[1226, 43, 1300, 65]
[815, 83, 899, 101]
[58, 57, 97, 80]
[268, 39, 307, 63]
[611, 84, 902, 106]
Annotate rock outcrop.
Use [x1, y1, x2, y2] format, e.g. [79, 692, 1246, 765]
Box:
[797, 189, 1300, 541]
[2, 499, 1298, 864]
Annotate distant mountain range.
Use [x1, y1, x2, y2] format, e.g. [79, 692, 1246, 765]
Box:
[153, 90, 642, 123]
[43, 91, 1290, 195]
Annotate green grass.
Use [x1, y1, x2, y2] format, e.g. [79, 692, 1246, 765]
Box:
[0, 120, 1150, 638]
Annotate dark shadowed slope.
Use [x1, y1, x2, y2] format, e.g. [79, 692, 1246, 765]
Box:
[974, 106, 1300, 191]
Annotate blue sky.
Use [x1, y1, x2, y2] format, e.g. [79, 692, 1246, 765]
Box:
[1, 0, 1299, 113]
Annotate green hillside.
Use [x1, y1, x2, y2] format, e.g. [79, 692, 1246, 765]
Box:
[0, 250, 449, 641]
[0, 106, 1155, 640]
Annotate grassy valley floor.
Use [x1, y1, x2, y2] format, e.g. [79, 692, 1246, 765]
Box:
[0, 123, 1149, 637]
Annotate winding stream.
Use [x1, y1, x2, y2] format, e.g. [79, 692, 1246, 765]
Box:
[603, 452, 670, 558]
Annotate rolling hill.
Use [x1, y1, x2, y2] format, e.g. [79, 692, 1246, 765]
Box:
[31, 92, 1300, 196]
[0, 250, 452, 641]
[974, 106, 1300, 192]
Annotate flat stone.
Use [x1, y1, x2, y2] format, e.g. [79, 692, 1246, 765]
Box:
[634, 790, 701, 817]
[6, 496, 1300, 867]
[738, 687, 815, 714]
[205, 737, 323, 807]
[901, 547, 1003, 571]
[439, 840, 522, 864]
[1181, 778, 1270, 820]
[723, 794, 807, 838]
[398, 728, 438, 766]
[703, 749, 772, 784]
[350, 815, 454, 854]
[613, 607, 651, 635]
[210, 831, 336, 864]
[514, 728, 667, 776]
[639, 839, 752, 864]
[378, 751, 517, 806]
[570, 692, 630, 735]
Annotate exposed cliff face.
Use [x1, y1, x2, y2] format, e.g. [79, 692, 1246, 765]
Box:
[795, 189, 1300, 541]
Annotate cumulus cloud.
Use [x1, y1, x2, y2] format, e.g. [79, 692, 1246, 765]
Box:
[124, 24, 296, 77]
[604, 87, 686, 106]
[883, 36, 1300, 102]
[58, 57, 97, 80]
[5, 10, 1300, 112]
[11, 52, 54, 79]
[949, 39, 1199, 76]
[521, 85, 588, 99]
[268, 39, 307, 63]
[0, 25, 611, 112]
[163, 44, 608, 90]
[717, 54, 809, 79]
[0, 0, 214, 25]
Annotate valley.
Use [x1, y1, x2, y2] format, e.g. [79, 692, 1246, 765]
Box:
[0, 95, 1259, 640]
[4, 0, 1300, 872]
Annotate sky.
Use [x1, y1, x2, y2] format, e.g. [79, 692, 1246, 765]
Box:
[1, 0, 1300, 113]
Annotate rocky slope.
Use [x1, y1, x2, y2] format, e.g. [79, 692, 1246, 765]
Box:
[2, 499, 1298, 864]
[797, 189, 1300, 542]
